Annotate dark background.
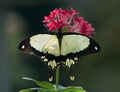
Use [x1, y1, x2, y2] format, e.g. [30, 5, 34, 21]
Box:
[0, 0, 120, 92]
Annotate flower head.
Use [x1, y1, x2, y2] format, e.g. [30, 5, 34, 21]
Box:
[42, 8, 95, 37]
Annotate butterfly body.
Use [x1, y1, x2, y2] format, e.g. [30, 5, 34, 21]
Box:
[18, 32, 101, 69]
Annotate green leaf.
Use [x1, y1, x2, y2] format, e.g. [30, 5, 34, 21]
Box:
[21, 77, 86, 92]
[19, 88, 52, 92]
[37, 88, 50, 92]
[62, 87, 86, 92]
[19, 88, 40, 92]
[23, 77, 54, 90]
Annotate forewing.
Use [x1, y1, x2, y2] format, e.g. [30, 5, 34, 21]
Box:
[18, 34, 60, 56]
[61, 35, 90, 56]
[18, 34, 60, 69]
[60, 34, 101, 68]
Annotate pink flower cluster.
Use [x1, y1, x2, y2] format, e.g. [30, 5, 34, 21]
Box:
[42, 8, 95, 37]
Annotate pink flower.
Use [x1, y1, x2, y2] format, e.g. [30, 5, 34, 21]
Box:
[42, 8, 95, 37]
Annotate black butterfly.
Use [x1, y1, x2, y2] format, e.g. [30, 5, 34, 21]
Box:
[18, 32, 101, 81]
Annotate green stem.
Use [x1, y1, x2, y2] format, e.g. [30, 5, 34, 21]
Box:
[56, 66, 59, 89]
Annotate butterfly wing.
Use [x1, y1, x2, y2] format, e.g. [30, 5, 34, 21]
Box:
[61, 34, 101, 55]
[18, 33, 101, 69]
[60, 34, 101, 67]
[18, 33, 101, 81]
[18, 34, 60, 60]
[61, 34, 90, 55]
[30, 34, 60, 56]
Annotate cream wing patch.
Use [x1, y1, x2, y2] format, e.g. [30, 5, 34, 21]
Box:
[30, 34, 60, 56]
[61, 35, 90, 56]
[42, 36, 60, 56]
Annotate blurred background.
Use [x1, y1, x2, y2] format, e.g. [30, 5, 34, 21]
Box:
[0, 0, 120, 92]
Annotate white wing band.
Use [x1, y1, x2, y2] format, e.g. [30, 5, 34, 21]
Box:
[30, 34, 60, 56]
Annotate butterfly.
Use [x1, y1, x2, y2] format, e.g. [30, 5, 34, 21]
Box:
[18, 31, 101, 81]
